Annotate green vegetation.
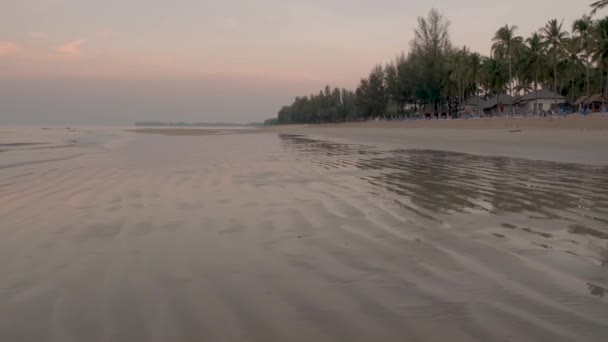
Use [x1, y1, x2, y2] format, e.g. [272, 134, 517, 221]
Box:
[275, 4, 608, 124]
[277, 86, 357, 124]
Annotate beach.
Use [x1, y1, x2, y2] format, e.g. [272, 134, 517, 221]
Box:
[1, 122, 607, 341]
[273, 114, 608, 165]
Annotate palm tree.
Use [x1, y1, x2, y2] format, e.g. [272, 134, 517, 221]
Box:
[480, 57, 508, 96]
[562, 37, 585, 101]
[491, 25, 523, 96]
[519, 33, 548, 114]
[541, 19, 568, 98]
[574, 15, 593, 96]
[514, 83, 533, 95]
[467, 52, 483, 97]
[591, 1, 608, 15]
[591, 17, 608, 95]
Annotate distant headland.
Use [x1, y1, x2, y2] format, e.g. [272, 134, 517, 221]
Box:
[134, 122, 263, 127]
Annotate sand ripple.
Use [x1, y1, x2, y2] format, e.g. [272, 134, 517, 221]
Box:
[0, 132, 607, 341]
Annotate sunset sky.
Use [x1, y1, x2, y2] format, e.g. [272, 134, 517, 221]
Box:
[0, 0, 594, 124]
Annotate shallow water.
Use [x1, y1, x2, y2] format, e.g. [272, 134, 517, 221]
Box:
[0, 129, 607, 341]
[0, 126, 128, 169]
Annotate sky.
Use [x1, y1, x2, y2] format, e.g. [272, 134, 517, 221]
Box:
[0, 0, 595, 125]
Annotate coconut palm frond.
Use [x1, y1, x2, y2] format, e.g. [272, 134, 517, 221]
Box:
[591, 0, 608, 15]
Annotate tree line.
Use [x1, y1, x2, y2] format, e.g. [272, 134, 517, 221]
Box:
[273, 3, 608, 124]
[276, 86, 357, 124]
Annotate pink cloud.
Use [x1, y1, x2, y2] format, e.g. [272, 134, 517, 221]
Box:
[56, 38, 87, 56]
[0, 42, 22, 57]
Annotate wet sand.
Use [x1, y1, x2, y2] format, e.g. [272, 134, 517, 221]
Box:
[274, 115, 608, 166]
[292, 114, 608, 130]
[1, 129, 607, 341]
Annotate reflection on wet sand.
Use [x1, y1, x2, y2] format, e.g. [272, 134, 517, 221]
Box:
[280, 134, 608, 218]
[281, 134, 608, 217]
[280, 134, 608, 304]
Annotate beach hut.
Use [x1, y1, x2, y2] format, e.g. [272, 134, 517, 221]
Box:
[514, 89, 566, 113]
[574, 95, 588, 113]
[584, 94, 608, 113]
[461, 97, 487, 117]
[483, 94, 515, 116]
[574, 95, 588, 110]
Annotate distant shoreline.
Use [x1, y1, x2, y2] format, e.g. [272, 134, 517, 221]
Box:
[134, 122, 262, 128]
[128, 115, 608, 164]
[129, 128, 223, 136]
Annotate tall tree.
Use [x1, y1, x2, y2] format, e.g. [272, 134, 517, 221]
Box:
[562, 37, 585, 101]
[411, 9, 452, 114]
[519, 33, 549, 114]
[574, 15, 593, 95]
[340, 89, 357, 121]
[448, 46, 472, 104]
[467, 52, 483, 97]
[384, 61, 403, 116]
[541, 19, 569, 98]
[591, 17, 608, 95]
[491, 25, 523, 96]
[355, 65, 388, 119]
[480, 57, 508, 96]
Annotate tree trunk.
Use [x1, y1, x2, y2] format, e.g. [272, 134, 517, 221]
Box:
[600, 64, 604, 95]
[534, 70, 539, 116]
[554, 63, 558, 93]
[508, 46, 513, 96]
[586, 57, 591, 97]
[462, 78, 466, 104]
[462, 78, 465, 105]
[570, 75, 576, 102]
[605, 63, 608, 98]
[458, 78, 462, 107]
[554, 62, 558, 112]
[571, 76, 575, 103]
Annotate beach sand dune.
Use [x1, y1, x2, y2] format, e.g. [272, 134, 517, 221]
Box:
[0, 129, 607, 341]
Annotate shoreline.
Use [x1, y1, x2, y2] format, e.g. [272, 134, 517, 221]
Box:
[125, 115, 608, 165]
[273, 113, 608, 131]
[271, 115, 608, 166]
[128, 128, 224, 136]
